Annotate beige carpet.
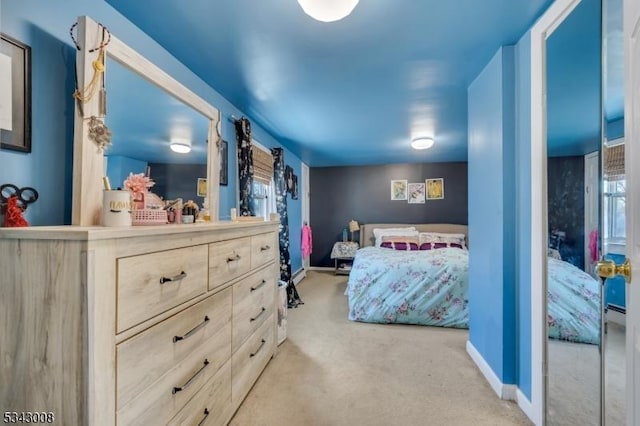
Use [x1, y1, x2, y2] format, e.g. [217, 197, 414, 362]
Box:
[547, 322, 626, 426]
[230, 271, 530, 426]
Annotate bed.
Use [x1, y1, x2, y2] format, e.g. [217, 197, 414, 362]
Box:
[347, 223, 470, 328]
[346, 223, 600, 344]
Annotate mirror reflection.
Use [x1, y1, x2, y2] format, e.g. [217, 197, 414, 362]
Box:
[103, 57, 210, 220]
[603, 0, 626, 423]
[545, 0, 602, 423]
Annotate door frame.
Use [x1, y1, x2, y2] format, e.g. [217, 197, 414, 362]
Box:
[530, 0, 583, 424]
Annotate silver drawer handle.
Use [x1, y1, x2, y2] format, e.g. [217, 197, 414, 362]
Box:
[172, 359, 209, 394]
[160, 271, 187, 285]
[260, 245, 271, 252]
[250, 307, 266, 322]
[250, 280, 267, 292]
[250, 339, 266, 358]
[226, 254, 241, 263]
[197, 408, 210, 426]
[173, 316, 210, 343]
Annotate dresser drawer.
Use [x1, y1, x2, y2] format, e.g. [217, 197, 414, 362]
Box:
[117, 245, 208, 332]
[232, 267, 276, 352]
[250, 232, 276, 269]
[231, 314, 275, 406]
[117, 288, 231, 410]
[168, 360, 232, 426]
[209, 237, 251, 290]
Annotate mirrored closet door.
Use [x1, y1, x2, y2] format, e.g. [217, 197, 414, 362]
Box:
[545, 0, 603, 423]
[602, 0, 626, 423]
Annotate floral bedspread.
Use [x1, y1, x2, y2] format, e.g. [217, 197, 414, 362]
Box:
[346, 246, 469, 328]
[547, 257, 600, 344]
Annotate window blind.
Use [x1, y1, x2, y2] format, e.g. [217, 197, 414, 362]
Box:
[253, 146, 274, 185]
[604, 144, 625, 181]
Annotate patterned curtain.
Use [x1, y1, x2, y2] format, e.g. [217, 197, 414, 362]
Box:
[272, 148, 303, 306]
[234, 116, 255, 216]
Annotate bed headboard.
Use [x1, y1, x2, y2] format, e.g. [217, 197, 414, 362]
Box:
[359, 223, 469, 248]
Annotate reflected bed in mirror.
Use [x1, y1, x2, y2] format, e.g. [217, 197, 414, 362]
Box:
[545, 0, 603, 423]
[103, 57, 210, 215]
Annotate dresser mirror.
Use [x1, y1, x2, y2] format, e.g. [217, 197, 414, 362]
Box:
[103, 57, 209, 212]
[72, 16, 220, 225]
[545, 0, 603, 423]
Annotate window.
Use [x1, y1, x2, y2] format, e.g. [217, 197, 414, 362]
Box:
[603, 178, 625, 244]
[251, 179, 274, 219]
[247, 140, 276, 219]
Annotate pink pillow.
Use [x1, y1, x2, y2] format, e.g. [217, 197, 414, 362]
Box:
[420, 242, 463, 250]
[381, 241, 419, 251]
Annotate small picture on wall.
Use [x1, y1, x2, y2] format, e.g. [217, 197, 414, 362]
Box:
[291, 174, 298, 200]
[390, 180, 408, 200]
[407, 182, 425, 204]
[285, 165, 294, 193]
[426, 178, 444, 200]
[219, 140, 228, 186]
[197, 178, 207, 197]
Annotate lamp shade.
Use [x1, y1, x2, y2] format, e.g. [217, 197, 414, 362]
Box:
[349, 220, 360, 232]
[297, 0, 359, 22]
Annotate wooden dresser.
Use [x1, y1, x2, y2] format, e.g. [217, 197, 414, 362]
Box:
[0, 221, 279, 425]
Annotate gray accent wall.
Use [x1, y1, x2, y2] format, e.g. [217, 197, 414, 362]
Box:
[310, 162, 468, 267]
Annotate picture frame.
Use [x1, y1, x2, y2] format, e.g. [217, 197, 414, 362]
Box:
[426, 178, 444, 200]
[197, 178, 207, 197]
[390, 180, 408, 201]
[407, 182, 426, 204]
[219, 140, 228, 186]
[291, 174, 298, 200]
[285, 165, 294, 193]
[0, 34, 31, 153]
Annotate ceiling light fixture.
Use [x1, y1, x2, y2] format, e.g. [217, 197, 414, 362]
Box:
[170, 138, 192, 154]
[411, 137, 435, 150]
[297, 0, 359, 22]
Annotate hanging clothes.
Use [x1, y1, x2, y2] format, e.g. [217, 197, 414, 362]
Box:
[301, 223, 313, 258]
[589, 229, 599, 263]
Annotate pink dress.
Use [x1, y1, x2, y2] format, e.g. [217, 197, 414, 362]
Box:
[301, 225, 313, 258]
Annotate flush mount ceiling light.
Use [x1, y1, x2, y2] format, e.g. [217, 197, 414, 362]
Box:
[170, 138, 192, 154]
[411, 137, 435, 150]
[297, 0, 359, 22]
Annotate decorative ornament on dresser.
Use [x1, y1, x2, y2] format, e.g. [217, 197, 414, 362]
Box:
[87, 116, 112, 152]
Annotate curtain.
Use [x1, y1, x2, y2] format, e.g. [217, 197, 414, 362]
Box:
[604, 144, 625, 181]
[272, 148, 302, 306]
[235, 116, 255, 216]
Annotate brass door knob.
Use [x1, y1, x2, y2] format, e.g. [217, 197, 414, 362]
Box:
[596, 258, 632, 283]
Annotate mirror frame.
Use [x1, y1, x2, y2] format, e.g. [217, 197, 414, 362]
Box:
[72, 16, 220, 225]
[530, 0, 588, 424]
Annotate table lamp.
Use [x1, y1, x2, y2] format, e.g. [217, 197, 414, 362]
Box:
[349, 219, 360, 242]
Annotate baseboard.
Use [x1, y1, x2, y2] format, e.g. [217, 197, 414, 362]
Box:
[466, 341, 516, 400]
[516, 389, 536, 424]
[292, 268, 306, 286]
[308, 266, 334, 272]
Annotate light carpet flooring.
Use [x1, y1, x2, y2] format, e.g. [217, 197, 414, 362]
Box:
[230, 271, 530, 426]
[547, 322, 626, 425]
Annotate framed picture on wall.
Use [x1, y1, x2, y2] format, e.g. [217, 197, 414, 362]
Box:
[197, 178, 207, 197]
[426, 178, 444, 200]
[285, 165, 294, 193]
[390, 180, 408, 200]
[0, 34, 31, 153]
[219, 140, 228, 186]
[407, 182, 426, 204]
[291, 174, 298, 200]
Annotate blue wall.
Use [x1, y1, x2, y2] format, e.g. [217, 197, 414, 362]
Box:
[1, 0, 303, 273]
[468, 46, 517, 384]
[515, 30, 532, 399]
[105, 155, 147, 191]
[606, 117, 624, 141]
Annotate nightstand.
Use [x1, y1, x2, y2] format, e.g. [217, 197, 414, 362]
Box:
[330, 241, 359, 275]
